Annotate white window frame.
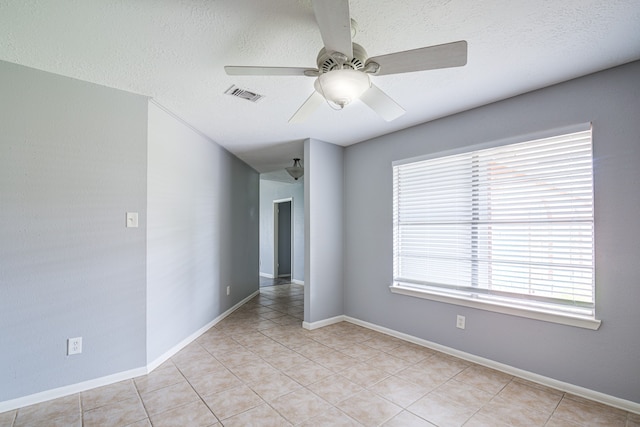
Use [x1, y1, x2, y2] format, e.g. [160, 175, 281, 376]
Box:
[390, 124, 601, 330]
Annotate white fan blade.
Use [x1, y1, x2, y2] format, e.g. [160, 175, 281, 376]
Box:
[359, 84, 405, 121]
[312, 0, 353, 58]
[225, 66, 317, 76]
[366, 40, 467, 76]
[289, 91, 324, 123]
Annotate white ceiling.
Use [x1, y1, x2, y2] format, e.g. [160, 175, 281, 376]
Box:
[1, 0, 639, 173]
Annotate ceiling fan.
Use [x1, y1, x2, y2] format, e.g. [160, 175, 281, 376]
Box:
[225, 0, 467, 123]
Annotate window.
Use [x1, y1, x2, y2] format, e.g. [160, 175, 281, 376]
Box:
[392, 127, 599, 328]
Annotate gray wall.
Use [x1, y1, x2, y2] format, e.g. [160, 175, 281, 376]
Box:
[343, 61, 640, 403]
[304, 139, 344, 323]
[146, 102, 259, 363]
[259, 179, 304, 283]
[0, 61, 259, 404]
[0, 61, 148, 401]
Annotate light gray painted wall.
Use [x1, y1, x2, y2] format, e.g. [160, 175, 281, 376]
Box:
[343, 61, 640, 403]
[304, 139, 344, 323]
[259, 179, 304, 283]
[147, 102, 259, 363]
[0, 61, 148, 401]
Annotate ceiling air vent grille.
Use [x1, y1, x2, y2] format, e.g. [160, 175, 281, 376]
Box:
[225, 85, 264, 103]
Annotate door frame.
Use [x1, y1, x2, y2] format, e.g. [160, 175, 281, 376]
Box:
[273, 197, 294, 279]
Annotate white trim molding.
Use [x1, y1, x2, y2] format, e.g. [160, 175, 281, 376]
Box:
[146, 290, 259, 371]
[302, 315, 346, 330]
[343, 315, 639, 415]
[0, 367, 147, 414]
[3, 295, 637, 415]
[0, 290, 259, 414]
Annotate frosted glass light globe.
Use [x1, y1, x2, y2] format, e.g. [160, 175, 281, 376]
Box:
[314, 69, 371, 108]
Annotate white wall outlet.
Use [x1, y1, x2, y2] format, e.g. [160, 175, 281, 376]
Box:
[126, 212, 138, 228]
[456, 315, 466, 330]
[67, 337, 82, 355]
[226, 286, 230, 296]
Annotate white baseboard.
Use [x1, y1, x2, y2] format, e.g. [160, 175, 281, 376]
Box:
[302, 315, 346, 330]
[147, 290, 259, 371]
[5, 301, 637, 415]
[291, 279, 304, 286]
[0, 367, 147, 414]
[0, 290, 259, 414]
[343, 316, 640, 415]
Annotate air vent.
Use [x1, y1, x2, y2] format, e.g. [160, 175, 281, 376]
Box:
[316, 43, 368, 73]
[320, 57, 338, 73]
[348, 57, 364, 70]
[319, 56, 364, 73]
[225, 85, 265, 103]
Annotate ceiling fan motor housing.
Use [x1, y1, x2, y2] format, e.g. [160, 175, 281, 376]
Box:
[225, 0, 468, 123]
[316, 43, 368, 73]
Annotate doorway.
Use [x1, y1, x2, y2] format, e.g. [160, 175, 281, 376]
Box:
[273, 199, 293, 279]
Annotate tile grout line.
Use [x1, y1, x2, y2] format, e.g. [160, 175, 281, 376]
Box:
[7, 282, 634, 426]
[174, 353, 232, 426]
[132, 378, 151, 426]
[79, 392, 83, 427]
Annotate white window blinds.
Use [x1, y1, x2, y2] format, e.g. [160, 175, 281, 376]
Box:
[393, 129, 594, 318]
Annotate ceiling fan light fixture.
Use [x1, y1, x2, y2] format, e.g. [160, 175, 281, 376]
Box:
[286, 158, 304, 180]
[314, 69, 370, 108]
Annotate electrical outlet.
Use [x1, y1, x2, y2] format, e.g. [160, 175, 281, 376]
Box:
[226, 286, 230, 296]
[67, 337, 82, 355]
[456, 315, 466, 330]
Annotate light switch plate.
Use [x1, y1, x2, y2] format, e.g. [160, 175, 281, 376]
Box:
[126, 212, 138, 228]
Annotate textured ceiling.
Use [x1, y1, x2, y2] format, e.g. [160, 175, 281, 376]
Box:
[1, 0, 639, 173]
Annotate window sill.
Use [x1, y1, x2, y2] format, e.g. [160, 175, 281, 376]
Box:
[389, 283, 601, 330]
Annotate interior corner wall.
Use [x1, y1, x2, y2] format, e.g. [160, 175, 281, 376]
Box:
[304, 138, 344, 323]
[343, 60, 640, 403]
[259, 179, 305, 283]
[0, 60, 148, 402]
[146, 102, 259, 364]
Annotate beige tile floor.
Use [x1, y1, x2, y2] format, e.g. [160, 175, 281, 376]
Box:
[1, 283, 638, 426]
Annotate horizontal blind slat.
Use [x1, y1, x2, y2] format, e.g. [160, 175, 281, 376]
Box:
[393, 129, 594, 311]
